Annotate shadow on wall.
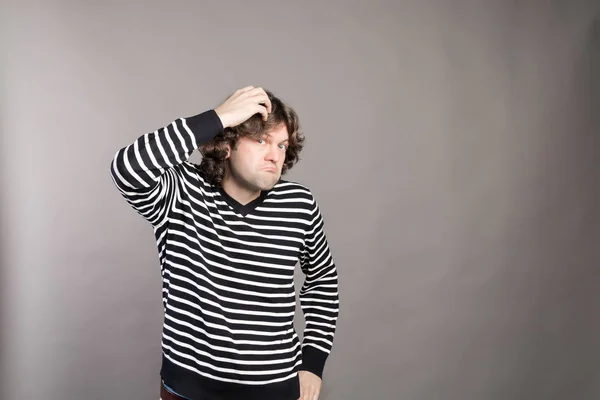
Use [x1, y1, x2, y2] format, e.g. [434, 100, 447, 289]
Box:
[526, 13, 600, 399]
[0, 76, 6, 399]
[0, 114, 6, 397]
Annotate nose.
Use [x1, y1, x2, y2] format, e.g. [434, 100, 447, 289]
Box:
[265, 144, 281, 164]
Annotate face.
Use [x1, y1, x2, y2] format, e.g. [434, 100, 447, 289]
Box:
[224, 123, 289, 192]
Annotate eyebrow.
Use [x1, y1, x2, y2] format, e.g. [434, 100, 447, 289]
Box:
[263, 133, 289, 144]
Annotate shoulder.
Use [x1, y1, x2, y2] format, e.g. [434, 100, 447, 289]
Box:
[271, 179, 320, 216]
[273, 179, 315, 200]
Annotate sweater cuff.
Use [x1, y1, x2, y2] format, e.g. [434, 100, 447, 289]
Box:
[299, 345, 329, 379]
[184, 109, 224, 146]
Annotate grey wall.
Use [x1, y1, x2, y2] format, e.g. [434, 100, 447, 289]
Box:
[2, 1, 599, 399]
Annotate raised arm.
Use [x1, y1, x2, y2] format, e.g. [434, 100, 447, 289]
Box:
[109, 109, 223, 226]
[109, 85, 273, 226]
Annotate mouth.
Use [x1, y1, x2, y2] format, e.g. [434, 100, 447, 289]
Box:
[262, 167, 278, 173]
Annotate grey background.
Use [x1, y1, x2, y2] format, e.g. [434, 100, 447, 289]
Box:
[2, 1, 600, 399]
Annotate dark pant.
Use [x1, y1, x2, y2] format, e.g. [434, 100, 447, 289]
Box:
[160, 381, 189, 400]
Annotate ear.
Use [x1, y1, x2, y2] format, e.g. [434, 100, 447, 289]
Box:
[223, 143, 231, 159]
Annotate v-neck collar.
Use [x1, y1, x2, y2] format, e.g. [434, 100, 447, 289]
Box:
[217, 185, 271, 216]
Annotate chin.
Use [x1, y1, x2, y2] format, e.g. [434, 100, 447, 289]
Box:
[252, 173, 280, 191]
[259, 179, 278, 191]
[261, 182, 276, 191]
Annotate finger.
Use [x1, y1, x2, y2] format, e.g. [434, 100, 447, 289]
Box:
[254, 87, 271, 108]
[232, 86, 255, 100]
[255, 104, 268, 121]
[248, 86, 269, 103]
[237, 86, 255, 94]
[256, 88, 272, 113]
[248, 93, 272, 114]
[299, 381, 306, 400]
[237, 87, 264, 104]
[311, 386, 321, 400]
[244, 87, 264, 97]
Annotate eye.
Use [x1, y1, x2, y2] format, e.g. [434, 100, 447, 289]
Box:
[257, 139, 265, 144]
[278, 144, 287, 150]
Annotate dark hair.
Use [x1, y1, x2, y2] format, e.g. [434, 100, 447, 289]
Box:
[197, 89, 305, 187]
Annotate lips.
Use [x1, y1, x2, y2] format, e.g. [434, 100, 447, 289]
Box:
[262, 166, 277, 172]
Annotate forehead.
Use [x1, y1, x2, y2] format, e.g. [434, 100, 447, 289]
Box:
[264, 123, 289, 141]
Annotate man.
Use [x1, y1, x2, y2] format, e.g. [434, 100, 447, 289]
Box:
[110, 86, 340, 400]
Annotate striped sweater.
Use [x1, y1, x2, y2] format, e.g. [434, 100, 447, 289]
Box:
[109, 109, 339, 400]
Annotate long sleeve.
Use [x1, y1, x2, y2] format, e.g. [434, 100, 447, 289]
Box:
[109, 109, 223, 226]
[298, 195, 340, 379]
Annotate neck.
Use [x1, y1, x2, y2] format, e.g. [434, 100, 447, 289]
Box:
[221, 172, 260, 206]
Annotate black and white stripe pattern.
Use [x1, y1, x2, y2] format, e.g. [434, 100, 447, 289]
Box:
[110, 110, 339, 397]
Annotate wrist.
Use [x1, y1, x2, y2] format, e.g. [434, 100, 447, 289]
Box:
[213, 108, 229, 129]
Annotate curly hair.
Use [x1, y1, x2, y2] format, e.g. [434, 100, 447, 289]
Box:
[197, 89, 305, 187]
